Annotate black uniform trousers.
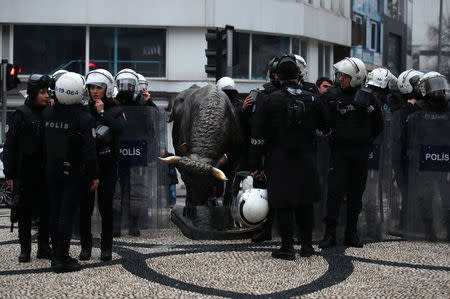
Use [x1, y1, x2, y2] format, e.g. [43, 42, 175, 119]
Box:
[18, 179, 50, 249]
[276, 204, 314, 248]
[325, 145, 370, 234]
[80, 160, 117, 243]
[48, 167, 82, 260]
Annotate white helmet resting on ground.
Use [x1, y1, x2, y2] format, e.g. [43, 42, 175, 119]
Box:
[136, 73, 149, 92]
[418, 71, 450, 97]
[55, 72, 86, 105]
[115, 68, 139, 93]
[367, 68, 394, 89]
[85, 69, 115, 98]
[397, 69, 424, 95]
[231, 188, 269, 227]
[333, 57, 367, 87]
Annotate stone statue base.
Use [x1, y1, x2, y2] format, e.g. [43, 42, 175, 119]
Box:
[171, 206, 260, 240]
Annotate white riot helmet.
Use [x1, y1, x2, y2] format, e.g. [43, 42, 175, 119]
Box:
[85, 69, 115, 98]
[55, 72, 86, 105]
[217, 76, 237, 92]
[367, 68, 393, 89]
[294, 54, 307, 78]
[333, 57, 367, 87]
[52, 70, 69, 83]
[397, 69, 424, 95]
[136, 73, 148, 92]
[115, 68, 139, 93]
[418, 71, 449, 97]
[231, 188, 269, 227]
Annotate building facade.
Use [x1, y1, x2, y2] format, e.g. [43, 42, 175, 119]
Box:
[351, 0, 411, 76]
[1, 0, 352, 103]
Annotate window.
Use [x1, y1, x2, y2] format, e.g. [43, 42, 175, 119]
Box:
[370, 21, 378, 50]
[14, 25, 85, 74]
[387, 33, 401, 76]
[318, 43, 331, 78]
[90, 27, 166, 77]
[232, 32, 250, 79]
[251, 34, 289, 80]
[292, 38, 308, 59]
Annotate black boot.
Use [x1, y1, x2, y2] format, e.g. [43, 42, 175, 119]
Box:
[251, 228, 272, 243]
[344, 230, 363, 247]
[37, 240, 52, 259]
[79, 234, 92, 261]
[18, 231, 31, 263]
[19, 243, 31, 263]
[319, 225, 337, 249]
[51, 256, 81, 273]
[271, 246, 296, 260]
[100, 234, 112, 261]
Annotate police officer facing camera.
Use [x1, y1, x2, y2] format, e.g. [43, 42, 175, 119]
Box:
[43, 72, 99, 273]
[3, 74, 53, 263]
[79, 69, 125, 262]
[251, 54, 331, 260]
[319, 57, 384, 249]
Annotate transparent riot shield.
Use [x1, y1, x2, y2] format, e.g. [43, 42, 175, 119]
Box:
[313, 137, 331, 236]
[386, 108, 409, 235]
[359, 108, 398, 240]
[107, 106, 170, 237]
[405, 111, 450, 241]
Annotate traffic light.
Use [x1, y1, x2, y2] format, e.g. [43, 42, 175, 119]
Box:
[6, 64, 21, 90]
[205, 28, 226, 81]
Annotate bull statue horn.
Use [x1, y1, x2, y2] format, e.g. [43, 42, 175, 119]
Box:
[158, 156, 180, 164]
[211, 167, 228, 181]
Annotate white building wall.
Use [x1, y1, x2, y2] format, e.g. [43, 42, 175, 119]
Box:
[0, 0, 351, 92]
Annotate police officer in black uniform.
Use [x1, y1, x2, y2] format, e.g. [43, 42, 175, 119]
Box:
[44, 72, 99, 273]
[409, 72, 450, 240]
[250, 56, 280, 243]
[319, 57, 384, 249]
[3, 74, 53, 262]
[79, 69, 125, 261]
[251, 54, 330, 260]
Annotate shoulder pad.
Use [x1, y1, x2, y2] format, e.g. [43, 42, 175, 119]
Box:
[359, 86, 373, 94]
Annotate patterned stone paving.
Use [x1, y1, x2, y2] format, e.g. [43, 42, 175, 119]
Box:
[0, 209, 449, 298]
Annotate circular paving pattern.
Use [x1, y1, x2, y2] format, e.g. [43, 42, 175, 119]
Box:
[0, 209, 449, 298]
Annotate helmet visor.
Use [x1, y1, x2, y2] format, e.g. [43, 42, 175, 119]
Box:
[117, 78, 137, 92]
[421, 77, 450, 95]
[87, 82, 107, 90]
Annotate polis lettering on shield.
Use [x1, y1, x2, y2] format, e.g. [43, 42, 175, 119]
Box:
[425, 153, 450, 162]
[120, 147, 141, 156]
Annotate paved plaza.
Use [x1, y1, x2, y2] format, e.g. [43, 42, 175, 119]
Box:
[0, 208, 449, 298]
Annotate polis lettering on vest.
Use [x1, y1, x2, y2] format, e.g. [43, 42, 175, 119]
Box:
[45, 121, 69, 129]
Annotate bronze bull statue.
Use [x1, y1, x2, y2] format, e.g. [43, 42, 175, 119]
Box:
[160, 85, 241, 219]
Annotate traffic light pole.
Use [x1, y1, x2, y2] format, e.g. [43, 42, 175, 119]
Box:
[1, 59, 8, 143]
[225, 26, 234, 77]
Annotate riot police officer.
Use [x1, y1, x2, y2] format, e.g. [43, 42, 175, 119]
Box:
[410, 72, 450, 240]
[136, 73, 157, 107]
[114, 68, 155, 237]
[251, 54, 330, 260]
[44, 72, 99, 273]
[79, 69, 125, 261]
[250, 56, 280, 243]
[3, 74, 53, 262]
[294, 54, 319, 95]
[394, 69, 424, 229]
[319, 57, 384, 249]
